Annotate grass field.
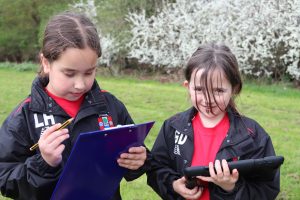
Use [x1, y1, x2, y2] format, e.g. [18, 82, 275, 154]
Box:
[0, 68, 299, 199]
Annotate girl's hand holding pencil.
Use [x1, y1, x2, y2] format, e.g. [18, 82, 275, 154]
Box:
[31, 118, 73, 167]
[29, 118, 73, 151]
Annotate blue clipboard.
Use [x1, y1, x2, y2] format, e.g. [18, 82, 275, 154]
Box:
[50, 121, 155, 200]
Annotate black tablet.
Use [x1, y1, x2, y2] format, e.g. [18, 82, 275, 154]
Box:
[184, 156, 284, 189]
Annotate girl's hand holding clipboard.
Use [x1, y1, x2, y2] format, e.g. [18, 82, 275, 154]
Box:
[117, 146, 147, 170]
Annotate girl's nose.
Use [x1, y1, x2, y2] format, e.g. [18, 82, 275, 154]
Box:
[204, 102, 210, 106]
[74, 77, 85, 90]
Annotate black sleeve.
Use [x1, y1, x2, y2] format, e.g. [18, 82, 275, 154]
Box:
[146, 121, 182, 199]
[0, 111, 61, 199]
[211, 121, 280, 200]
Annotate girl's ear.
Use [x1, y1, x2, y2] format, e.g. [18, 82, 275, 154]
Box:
[183, 80, 192, 98]
[40, 54, 51, 74]
[183, 80, 189, 88]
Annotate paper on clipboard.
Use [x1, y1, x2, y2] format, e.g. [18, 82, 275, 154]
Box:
[50, 121, 155, 200]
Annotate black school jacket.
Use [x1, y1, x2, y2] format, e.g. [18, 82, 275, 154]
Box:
[0, 77, 150, 200]
[147, 107, 280, 200]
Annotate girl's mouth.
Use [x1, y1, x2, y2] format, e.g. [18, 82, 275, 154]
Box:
[72, 92, 84, 97]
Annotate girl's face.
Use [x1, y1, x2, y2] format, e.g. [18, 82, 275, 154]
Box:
[184, 68, 233, 123]
[42, 47, 98, 101]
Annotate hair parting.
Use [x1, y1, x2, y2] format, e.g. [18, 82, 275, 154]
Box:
[38, 11, 101, 78]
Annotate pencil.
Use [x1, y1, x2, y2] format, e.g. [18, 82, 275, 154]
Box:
[29, 118, 74, 151]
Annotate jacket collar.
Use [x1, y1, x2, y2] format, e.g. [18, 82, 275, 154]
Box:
[29, 77, 104, 116]
[169, 107, 253, 148]
[220, 109, 254, 150]
[169, 107, 197, 137]
[29, 77, 61, 114]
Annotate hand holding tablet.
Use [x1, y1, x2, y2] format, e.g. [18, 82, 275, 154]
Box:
[184, 156, 284, 189]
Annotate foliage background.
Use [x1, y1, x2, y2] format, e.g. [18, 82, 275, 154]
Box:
[126, 0, 300, 82]
[0, 0, 163, 62]
[0, 0, 299, 198]
[0, 66, 299, 199]
[1, 0, 300, 83]
[0, 0, 71, 61]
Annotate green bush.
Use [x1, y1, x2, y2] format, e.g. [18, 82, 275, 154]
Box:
[0, 0, 70, 62]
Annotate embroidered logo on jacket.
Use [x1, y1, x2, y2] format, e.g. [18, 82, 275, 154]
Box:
[174, 130, 187, 156]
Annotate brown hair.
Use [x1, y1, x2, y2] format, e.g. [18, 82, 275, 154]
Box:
[38, 11, 101, 77]
[184, 42, 242, 113]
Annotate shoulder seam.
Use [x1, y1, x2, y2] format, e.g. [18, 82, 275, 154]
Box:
[14, 97, 31, 116]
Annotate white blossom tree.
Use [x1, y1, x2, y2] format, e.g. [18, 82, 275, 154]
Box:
[70, 0, 120, 67]
[126, 0, 300, 81]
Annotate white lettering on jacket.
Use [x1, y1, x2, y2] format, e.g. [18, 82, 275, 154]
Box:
[174, 130, 187, 156]
[34, 113, 55, 128]
[175, 130, 187, 145]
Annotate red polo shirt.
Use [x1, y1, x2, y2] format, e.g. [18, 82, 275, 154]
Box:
[191, 112, 229, 200]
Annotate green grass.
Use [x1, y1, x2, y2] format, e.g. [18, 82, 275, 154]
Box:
[0, 68, 299, 199]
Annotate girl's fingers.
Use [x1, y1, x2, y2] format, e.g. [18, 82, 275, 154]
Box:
[54, 144, 66, 155]
[49, 145, 65, 167]
[173, 177, 203, 200]
[41, 123, 62, 138]
[117, 157, 144, 165]
[208, 162, 216, 177]
[214, 160, 223, 178]
[117, 151, 146, 169]
[40, 134, 69, 156]
[222, 159, 231, 176]
[117, 159, 143, 170]
[183, 186, 203, 200]
[119, 146, 146, 160]
[128, 146, 146, 153]
[44, 129, 69, 144]
[117, 147, 147, 169]
[48, 133, 70, 149]
[39, 129, 69, 151]
[232, 168, 239, 180]
[119, 152, 146, 160]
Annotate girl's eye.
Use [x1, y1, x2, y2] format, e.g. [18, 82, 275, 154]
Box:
[194, 86, 203, 92]
[85, 72, 94, 76]
[64, 73, 75, 77]
[214, 88, 225, 94]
